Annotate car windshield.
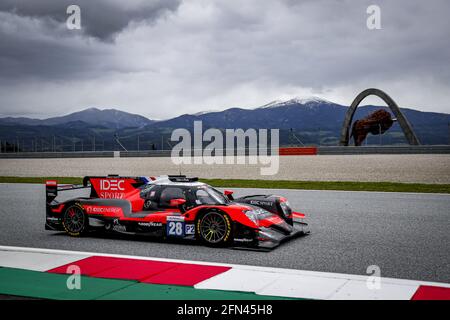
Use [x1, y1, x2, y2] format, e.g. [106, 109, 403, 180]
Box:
[195, 186, 229, 205]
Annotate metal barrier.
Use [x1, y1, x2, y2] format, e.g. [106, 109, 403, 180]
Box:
[120, 150, 172, 157]
[0, 151, 114, 158]
[0, 146, 449, 158]
[317, 146, 450, 155]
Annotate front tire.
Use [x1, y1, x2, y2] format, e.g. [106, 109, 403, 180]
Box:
[196, 211, 232, 247]
[62, 203, 87, 236]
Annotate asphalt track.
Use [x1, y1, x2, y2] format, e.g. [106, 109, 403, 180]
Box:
[0, 183, 449, 283]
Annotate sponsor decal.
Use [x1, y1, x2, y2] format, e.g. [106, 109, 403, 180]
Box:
[99, 179, 126, 199]
[234, 238, 253, 243]
[185, 224, 195, 235]
[85, 206, 121, 214]
[112, 219, 126, 232]
[249, 200, 273, 207]
[143, 200, 153, 209]
[167, 215, 185, 222]
[138, 222, 162, 227]
[46, 217, 60, 222]
[113, 225, 127, 232]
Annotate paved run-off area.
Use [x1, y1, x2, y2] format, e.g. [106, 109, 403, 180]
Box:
[0, 184, 449, 283]
[0, 154, 449, 183]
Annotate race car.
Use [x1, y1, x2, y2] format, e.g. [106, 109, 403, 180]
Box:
[45, 175, 309, 250]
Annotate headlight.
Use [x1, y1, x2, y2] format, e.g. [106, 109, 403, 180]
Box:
[280, 201, 291, 217]
[244, 210, 258, 224]
[244, 208, 273, 224]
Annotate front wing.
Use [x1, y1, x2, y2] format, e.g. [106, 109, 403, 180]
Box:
[232, 220, 310, 251]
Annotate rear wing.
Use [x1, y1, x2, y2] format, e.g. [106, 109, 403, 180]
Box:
[45, 180, 90, 204]
[45, 176, 151, 204]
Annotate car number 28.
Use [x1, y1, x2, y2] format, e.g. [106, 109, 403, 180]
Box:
[167, 221, 184, 236]
[166, 216, 185, 237]
[166, 219, 195, 237]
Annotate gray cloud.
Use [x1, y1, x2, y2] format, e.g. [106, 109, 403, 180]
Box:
[0, 0, 449, 119]
[0, 0, 181, 40]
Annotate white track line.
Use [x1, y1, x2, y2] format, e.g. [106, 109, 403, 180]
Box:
[0, 249, 90, 271]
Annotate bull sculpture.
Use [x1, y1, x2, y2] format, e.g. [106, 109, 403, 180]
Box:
[350, 109, 396, 146]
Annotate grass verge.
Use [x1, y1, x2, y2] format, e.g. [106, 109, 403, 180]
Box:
[0, 176, 449, 194]
[203, 179, 450, 194]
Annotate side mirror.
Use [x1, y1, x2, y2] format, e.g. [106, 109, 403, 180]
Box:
[169, 198, 186, 207]
[224, 190, 234, 200]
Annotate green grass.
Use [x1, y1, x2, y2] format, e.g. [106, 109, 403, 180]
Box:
[0, 176, 83, 185]
[203, 179, 450, 194]
[0, 176, 449, 194]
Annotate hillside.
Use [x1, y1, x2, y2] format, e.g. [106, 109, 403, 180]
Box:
[0, 98, 448, 151]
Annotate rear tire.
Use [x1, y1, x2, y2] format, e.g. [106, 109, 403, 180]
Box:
[196, 211, 232, 247]
[62, 203, 87, 237]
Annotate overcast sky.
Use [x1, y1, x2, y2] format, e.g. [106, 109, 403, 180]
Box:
[0, 0, 449, 119]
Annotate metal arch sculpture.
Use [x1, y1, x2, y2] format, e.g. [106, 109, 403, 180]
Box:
[339, 88, 420, 146]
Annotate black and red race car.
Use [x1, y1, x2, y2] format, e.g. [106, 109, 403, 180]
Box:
[45, 175, 309, 250]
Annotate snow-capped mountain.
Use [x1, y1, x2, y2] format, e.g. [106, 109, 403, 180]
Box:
[155, 97, 348, 130]
[151, 97, 449, 145]
[259, 96, 334, 109]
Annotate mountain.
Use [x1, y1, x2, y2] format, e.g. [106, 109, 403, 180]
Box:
[0, 107, 154, 129]
[154, 97, 346, 130]
[149, 96, 449, 145]
[0, 116, 44, 126]
[0, 98, 449, 151]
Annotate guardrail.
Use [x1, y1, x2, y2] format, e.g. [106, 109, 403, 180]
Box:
[0, 146, 449, 158]
[317, 146, 450, 155]
[120, 150, 172, 157]
[0, 151, 115, 158]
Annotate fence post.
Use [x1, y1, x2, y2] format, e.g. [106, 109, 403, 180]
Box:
[379, 123, 382, 146]
[448, 122, 450, 145]
[318, 127, 321, 146]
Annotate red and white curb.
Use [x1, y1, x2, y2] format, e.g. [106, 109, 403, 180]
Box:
[0, 245, 449, 300]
